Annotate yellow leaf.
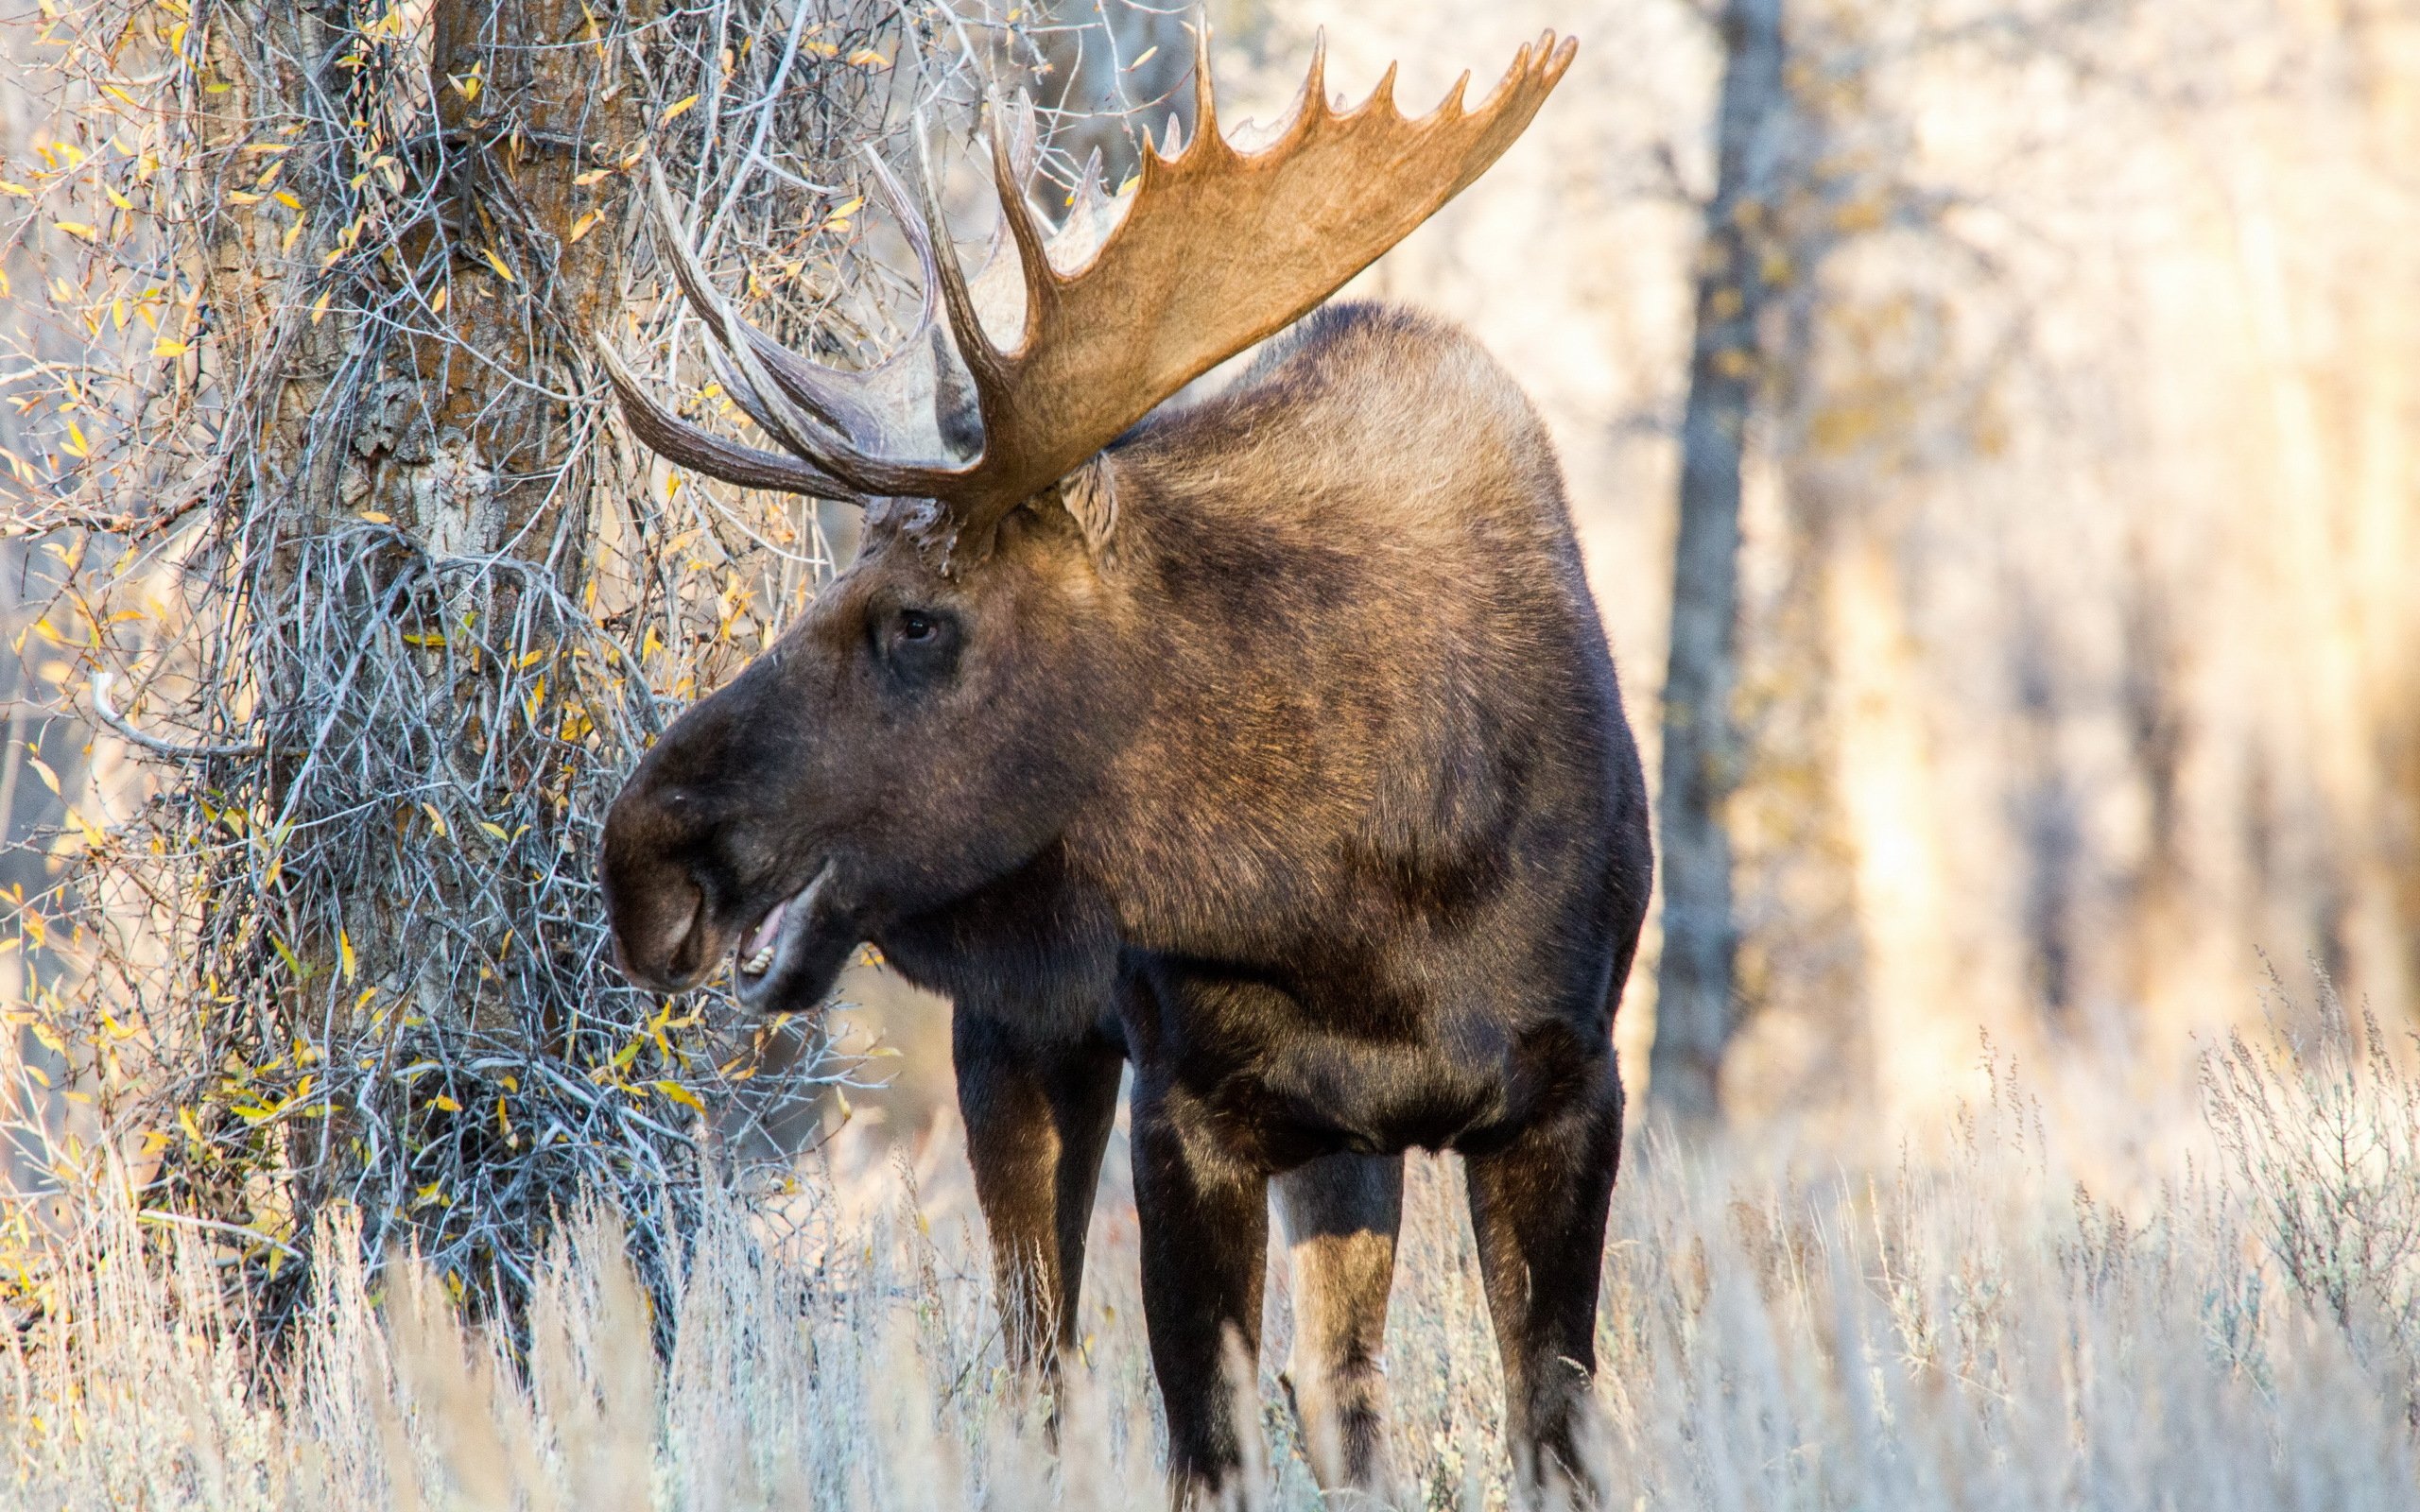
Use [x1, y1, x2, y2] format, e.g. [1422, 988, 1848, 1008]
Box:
[54, 220, 95, 239]
[654, 1080, 705, 1112]
[661, 94, 700, 124]
[338, 930, 355, 983]
[568, 209, 600, 244]
[429, 1094, 461, 1112]
[105, 184, 131, 210]
[574, 167, 609, 187]
[481, 247, 515, 283]
[154, 338, 187, 357]
[273, 190, 302, 210]
[478, 821, 510, 841]
[846, 48, 890, 69]
[310, 288, 333, 323]
[419, 802, 447, 837]
[226, 190, 261, 205]
[60, 421, 88, 459]
[0, 181, 29, 197]
[429, 285, 448, 313]
[358, 510, 390, 524]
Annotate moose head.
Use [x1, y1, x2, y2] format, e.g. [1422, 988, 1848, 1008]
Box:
[596, 31, 1578, 1012]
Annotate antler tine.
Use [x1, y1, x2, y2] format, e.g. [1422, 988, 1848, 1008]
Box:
[987, 113, 1060, 357]
[591, 335, 862, 498]
[641, 160, 970, 497]
[917, 126, 1011, 396]
[1072, 147, 1106, 212]
[1189, 21, 1219, 145]
[866, 146, 942, 348]
[642, 163, 873, 464]
[735, 148, 940, 449]
[1302, 30, 1327, 122]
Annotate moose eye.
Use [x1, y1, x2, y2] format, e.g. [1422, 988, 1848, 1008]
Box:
[878, 606, 960, 686]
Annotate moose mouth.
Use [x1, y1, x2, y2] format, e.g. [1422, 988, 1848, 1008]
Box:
[731, 860, 842, 1011]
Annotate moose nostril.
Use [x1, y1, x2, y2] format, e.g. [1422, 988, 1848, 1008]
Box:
[602, 865, 708, 991]
[661, 885, 713, 983]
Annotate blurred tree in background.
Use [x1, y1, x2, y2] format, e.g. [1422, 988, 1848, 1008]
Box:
[1648, 0, 2151, 1125]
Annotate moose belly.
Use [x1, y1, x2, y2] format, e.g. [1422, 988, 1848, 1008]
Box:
[1257, 1041, 1507, 1161]
[1132, 961, 1592, 1170]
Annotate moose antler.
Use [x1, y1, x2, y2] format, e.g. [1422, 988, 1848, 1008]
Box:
[598, 27, 1578, 545]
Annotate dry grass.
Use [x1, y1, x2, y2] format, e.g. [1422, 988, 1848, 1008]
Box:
[7, 984, 2418, 1510]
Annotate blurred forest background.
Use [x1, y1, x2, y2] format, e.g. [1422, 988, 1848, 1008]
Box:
[0, 0, 2414, 1269]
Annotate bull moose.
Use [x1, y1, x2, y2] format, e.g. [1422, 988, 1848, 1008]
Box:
[596, 29, 1651, 1503]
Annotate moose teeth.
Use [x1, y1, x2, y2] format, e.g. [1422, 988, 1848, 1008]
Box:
[739, 945, 775, 977]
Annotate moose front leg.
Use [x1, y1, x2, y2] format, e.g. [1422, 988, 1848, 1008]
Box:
[1463, 1056, 1623, 1503]
[1132, 1081, 1270, 1504]
[1274, 1151, 1404, 1498]
[953, 1010, 1125, 1383]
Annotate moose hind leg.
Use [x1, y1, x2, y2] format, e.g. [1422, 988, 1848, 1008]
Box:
[1274, 1151, 1404, 1498]
[954, 1011, 1125, 1381]
[1132, 1080, 1270, 1504]
[1462, 1056, 1623, 1503]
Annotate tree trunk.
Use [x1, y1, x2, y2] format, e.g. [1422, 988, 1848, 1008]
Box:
[1650, 0, 1788, 1126]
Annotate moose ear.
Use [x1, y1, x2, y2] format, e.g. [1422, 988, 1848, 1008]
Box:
[1055, 455, 1121, 557]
